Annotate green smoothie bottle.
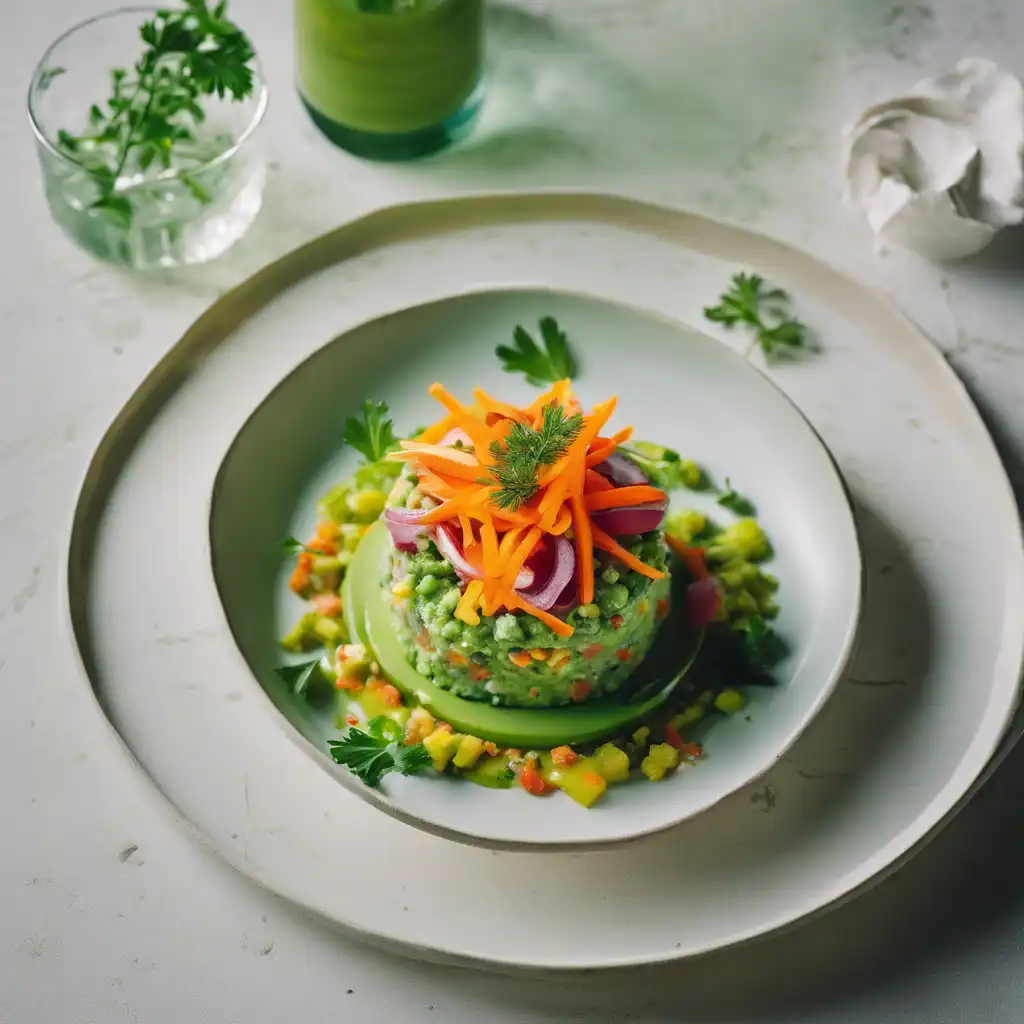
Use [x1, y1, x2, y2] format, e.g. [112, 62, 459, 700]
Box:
[295, 0, 484, 161]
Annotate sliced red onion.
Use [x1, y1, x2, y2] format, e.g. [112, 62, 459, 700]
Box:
[590, 500, 667, 536]
[384, 506, 431, 552]
[550, 566, 580, 615]
[518, 535, 575, 611]
[434, 521, 535, 589]
[594, 450, 650, 488]
[684, 578, 721, 628]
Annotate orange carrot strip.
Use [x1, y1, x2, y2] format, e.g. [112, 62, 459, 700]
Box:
[666, 535, 709, 580]
[415, 413, 457, 445]
[550, 505, 572, 535]
[584, 485, 668, 511]
[591, 524, 666, 580]
[537, 398, 618, 488]
[480, 518, 500, 576]
[416, 501, 461, 525]
[584, 470, 614, 493]
[569, 463, 595, 604]
[525, 381, 565, 418]
[406, 453, 483, 483]
[427, 383, 496, 459]
[416, 473, 456, 501]
[473, 388, 529, 422]
[500, 527, 542, 588]
[459, 512, 477, 550]
[497, 525, 526, 570]
[507, 591, 574, 638]
[585, 427, 634, 467]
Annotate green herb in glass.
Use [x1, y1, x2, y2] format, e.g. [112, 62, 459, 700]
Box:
[55, 0, 255, 226]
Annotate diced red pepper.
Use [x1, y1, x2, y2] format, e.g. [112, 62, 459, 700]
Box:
[569, 680, 592, 702]
[312, 593, 343, 617]
[520, 760, 548, 796]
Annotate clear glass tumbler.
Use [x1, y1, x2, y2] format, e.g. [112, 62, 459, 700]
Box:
[28, 6, 268, 270]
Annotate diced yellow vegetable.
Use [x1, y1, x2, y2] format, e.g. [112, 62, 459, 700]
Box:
[631, 725, 651, 748]
[715, 688, 747, 714]
[348, 489, 387, 521]
[641, 743, 680, 782]
[391, 577, 414, 599]
[593, 743, 631, 783]
[423, 729, 461, 771]
[280, 612, 319, 652]
[545, 760, 607, 808]
[672, 704, 704, 730]
[404, 707, 436, 744]
[313, 617, 343, 644]
[336, 643, 372, 683]
[453, 735, 486, 769]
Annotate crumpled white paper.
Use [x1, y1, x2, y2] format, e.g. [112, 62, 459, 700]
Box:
[844, 58, 1024, 260]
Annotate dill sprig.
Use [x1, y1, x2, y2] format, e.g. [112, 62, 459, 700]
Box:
[487, 403, 584, 511]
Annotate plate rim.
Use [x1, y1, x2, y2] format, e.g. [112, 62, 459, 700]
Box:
[206, 282, 865, 851]
[62, 190, 1024, 970]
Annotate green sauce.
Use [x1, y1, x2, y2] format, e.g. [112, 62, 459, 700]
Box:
[295, 0, 484, 136]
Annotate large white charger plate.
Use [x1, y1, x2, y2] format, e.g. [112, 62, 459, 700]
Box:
[67, 194, 1024, 970]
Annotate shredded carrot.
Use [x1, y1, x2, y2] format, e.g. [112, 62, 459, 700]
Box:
[585, 427, 634, 467]
[415, 413, 457, 445]
[480, 518, 500, 576]
[473, 387, 529, 422]
[386, 381, 670, 635]
[289, 553, 314, 594]
[312, 593, 343, 617]
[591, 524, 666, 581]
[584, 485, 668, 511]
[506, 591, 574, 638]
[666, 535, 709, 580]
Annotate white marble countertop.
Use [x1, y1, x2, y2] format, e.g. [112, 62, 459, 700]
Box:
[4, 0, 1024, 1020]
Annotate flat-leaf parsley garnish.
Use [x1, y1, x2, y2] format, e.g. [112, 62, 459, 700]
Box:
[344, 400, 399, 464]
[497, 317, 578, 386]
[329, 716, 432, 788]
[487, 402, 584, 511]
[56, 0, 255, 226]
[275, 658, 333, 708]
[279, 536, 309, 555]
[703, 273, 809, 360]
[717, 478, 756, 516]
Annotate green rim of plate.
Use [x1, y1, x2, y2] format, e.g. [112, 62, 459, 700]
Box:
[342, 521, 703, 748]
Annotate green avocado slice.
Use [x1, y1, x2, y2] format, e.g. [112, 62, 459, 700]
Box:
[343, 522, 703, 749]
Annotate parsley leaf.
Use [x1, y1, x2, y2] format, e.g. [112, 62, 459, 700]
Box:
[279, 536, 309, 555]
[344, 400, 399, 464]
[487, 402, 584, 510]
[55, 1, 255, 227]
[704, 273, 809, 361]
[328, 716, 432, 788]
[275, 658, 333, 709]
[717, 478, 757, 516]
[497, 317, 578, 386]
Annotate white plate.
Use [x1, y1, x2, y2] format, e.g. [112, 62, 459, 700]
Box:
[67, 193, 1024, 970]
[209, 288, 862, 848]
